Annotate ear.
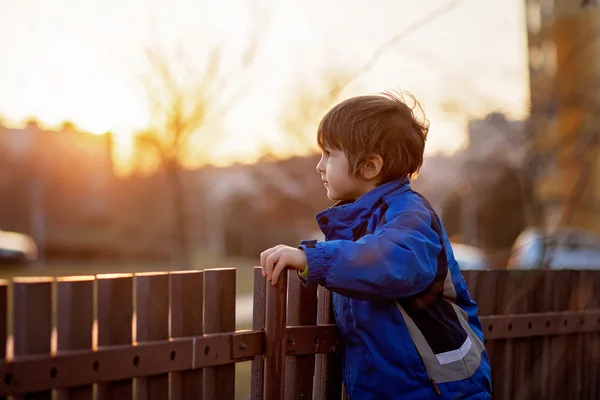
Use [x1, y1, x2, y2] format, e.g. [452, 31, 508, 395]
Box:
[361, 154, 384, 180]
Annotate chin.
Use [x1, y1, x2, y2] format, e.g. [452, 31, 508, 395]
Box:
[325, 190, 345, 202]
[325, 189, 338, 201]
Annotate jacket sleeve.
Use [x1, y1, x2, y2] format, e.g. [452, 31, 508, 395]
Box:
[299, 206, 442, 300]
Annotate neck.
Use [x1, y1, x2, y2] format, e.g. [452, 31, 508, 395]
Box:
[352, 180, 379, 200]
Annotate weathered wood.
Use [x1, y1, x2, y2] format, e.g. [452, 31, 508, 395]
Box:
[570, 270, 587, 400]
[170, 270, 204, 400]
[95, 273, 134, 400]
[55, 276, 95, 400]
[134, 272, 170, 400]
[264, 271, 288, 400]
[312, 287, 342, 400]
[527, 269, 551, 399]
[12, 277, 53, 400]
[509, 270, 537, 400]
[250, 267, 267, 400]
[549, 270, 571, 400]
[0, 279, 8, 361]
[203, 268, 236, 400]
[0, 268, 598, 399]
[473, 270, 501, 396]
[0, 279, 8, 400]
[589, 271, 600, 400]
[284, 271, 318, 400]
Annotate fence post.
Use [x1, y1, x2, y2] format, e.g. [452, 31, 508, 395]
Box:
[313, 287, 342, 400]
[250, 267, 267, 400]
[203, 268, 236, 400]
[134, 272, 170, 399]
[0, 279, 7, 363]
[95, 273, 134, 400]
[285, 271, 317, 399]
[170, 270, 204, 400]
[55, 275, 95, 399]
[12, 277, 54, 400]
[549, 270, 571, 400]
[264, 271, 287, 400]
[589, 270, 600, 399]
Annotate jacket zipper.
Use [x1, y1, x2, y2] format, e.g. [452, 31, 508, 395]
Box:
[430, 378, 442, 396]
[413, 345, 442, 396]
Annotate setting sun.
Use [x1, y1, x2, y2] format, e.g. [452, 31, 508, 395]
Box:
[0, 0, 528, 174]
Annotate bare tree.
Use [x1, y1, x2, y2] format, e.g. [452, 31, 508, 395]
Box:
[278, 71, 349, 149]
[133, 3, 272, 268]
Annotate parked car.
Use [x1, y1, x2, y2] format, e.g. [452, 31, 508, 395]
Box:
[507, 227, 600, 270]
[451, 242, 491, 270]
[0, 229, 38, 264]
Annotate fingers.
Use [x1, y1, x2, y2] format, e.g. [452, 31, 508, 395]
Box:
[266, 249, 285, 284]
[260, 245, 296, 285]
[260, 245, 283, 277]
[271, 257, 289, 285]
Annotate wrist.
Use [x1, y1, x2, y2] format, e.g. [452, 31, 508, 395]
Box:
[298, 265, 309, 279]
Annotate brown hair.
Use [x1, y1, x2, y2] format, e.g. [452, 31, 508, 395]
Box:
[317, 91, 429, 184]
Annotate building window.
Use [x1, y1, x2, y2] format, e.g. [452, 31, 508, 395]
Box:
[542, 41, 557, 75]
[541, 0, 554, 19]
[529, 45, 544, 70]
[527, 1, 543, 34]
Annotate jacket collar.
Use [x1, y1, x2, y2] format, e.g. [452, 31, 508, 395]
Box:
[315, 178, 410, 240]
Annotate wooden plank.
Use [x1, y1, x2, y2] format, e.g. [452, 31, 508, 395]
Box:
[474, 270, 500, 397]
[312, 287, 342, 400]
[263, 271, 287, 400]
[12, 277, 54, 400]
[284, 271, 317, 400]
[341, 384, 349, 400]
[493, 269, 512, 400]
[203, 268, 236, 400]
[568, 269, 598, 400]
[540, 269, 555, 399]
[134, 272, 170, 400]
[525, 269, 551, 399]
[569, 270, 589, 400]
[250, 267, 266, 400]
[55, 276, 95, 400]
[0, 279, 8, 361]
[589, 271, 600, 400]
[549, 270, 571, 400]
[0, 279, 5, 400]
[95, 273, 134, 400]
[509, 270, 537, 400]
[169, 271, 204, 400]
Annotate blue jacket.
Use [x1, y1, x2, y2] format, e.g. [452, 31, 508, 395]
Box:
[300, 179, 492, 399]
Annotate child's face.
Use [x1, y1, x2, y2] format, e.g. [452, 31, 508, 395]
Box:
[316, 146, 372, 201]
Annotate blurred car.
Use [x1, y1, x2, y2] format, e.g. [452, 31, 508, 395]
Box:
[0, 229, 38, 264]
[507, 227, 600, 270]
[450, 242, 491, 270]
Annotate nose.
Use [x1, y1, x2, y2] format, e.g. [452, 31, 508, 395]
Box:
[316, 156, 325, 174]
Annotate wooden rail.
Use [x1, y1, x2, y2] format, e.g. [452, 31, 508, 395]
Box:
[0, 268, 598, 399]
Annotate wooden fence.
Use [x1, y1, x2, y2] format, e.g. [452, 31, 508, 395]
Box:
[0, 268, 598, 399]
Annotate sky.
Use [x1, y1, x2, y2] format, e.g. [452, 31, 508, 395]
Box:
[0, 0, 530, 172]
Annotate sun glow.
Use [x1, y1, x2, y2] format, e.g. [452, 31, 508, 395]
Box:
[0, 0, 528, 175]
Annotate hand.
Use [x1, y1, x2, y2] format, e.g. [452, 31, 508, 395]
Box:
[260, 245, 307, 285]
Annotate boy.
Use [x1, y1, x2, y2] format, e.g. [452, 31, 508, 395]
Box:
[260, 92, 492, 399]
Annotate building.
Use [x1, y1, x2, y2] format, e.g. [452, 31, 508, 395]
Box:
[524, 0, 600, 233]
[0, 121, 116, 259]
[466, 113, 526, 169]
